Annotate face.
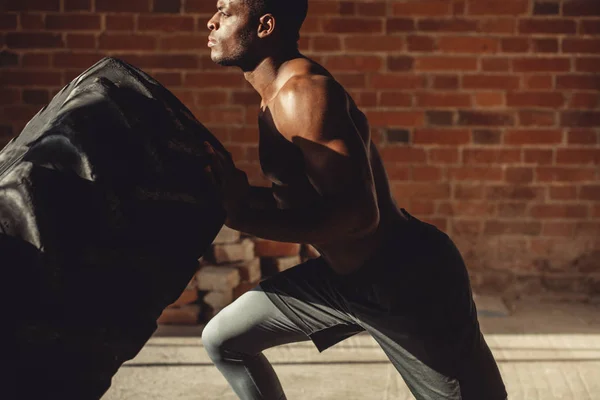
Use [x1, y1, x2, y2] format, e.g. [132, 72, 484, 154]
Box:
[207, 0, 258, 67]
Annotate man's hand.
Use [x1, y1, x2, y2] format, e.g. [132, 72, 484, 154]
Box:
[204, 142, 250, 227]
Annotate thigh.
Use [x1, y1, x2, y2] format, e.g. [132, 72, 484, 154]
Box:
[202, 288, 311, 356]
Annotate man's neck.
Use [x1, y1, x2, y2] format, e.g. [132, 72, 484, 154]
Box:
[243, 50, 301, 108]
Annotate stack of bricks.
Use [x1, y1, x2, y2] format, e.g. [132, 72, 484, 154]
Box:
[156, 276, 202, 325]
[196, 225, 261, 320]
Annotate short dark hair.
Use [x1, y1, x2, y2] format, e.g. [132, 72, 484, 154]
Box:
[243, 0, 308, 45]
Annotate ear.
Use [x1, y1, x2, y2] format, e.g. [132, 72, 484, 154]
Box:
[257, 14, 275, 38]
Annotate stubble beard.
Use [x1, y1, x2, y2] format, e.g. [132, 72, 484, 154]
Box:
[211, 28, 257, 69]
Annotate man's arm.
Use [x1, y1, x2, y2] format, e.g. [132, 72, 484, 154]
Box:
[228, 76, 379, 245]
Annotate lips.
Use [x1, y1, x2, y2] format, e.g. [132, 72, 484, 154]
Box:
[208, 37, 217, 47]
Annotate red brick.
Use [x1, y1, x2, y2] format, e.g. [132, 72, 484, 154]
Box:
[569, 93, 600, 109]
[524, 149, 554, 164]
[168, 288, 198, 308]
[231, 91, 259, 106]
[454, 184, 484, 199]
[428, 148, 459, 164]
[386, 18, 416, 33]
[462, 75, 520, 90]
[385, 164, 411, 180]
[480, 19, 516, 34]
[458, 111, 514, 127]
[407, 35, 436, 52]
[580, 20, 600, 35]
[357, 1, 386, 16]
[325, 56, 382, 72]
[413, 129, 470, 145]
[467, 0, 529, 15]
[506, 93, 565, 108]
[575, 222, 600, 236]
[106, 15, 135, 30]
[564, 1, 600, 16]
[524, 75, 553, 90]
[99, 34, 157, 51]
[418, 18, 477, 32]
[392, 183, 451, 200]
[0, 89, 20, 105]
[96, 0, 151, 12]
[501, 38, 529, 53]
[157, 304, 200, 325]
[159, 34, 209, 51]
[451, 220, 482, 236]
[65, 0, 91, 11]
[432, 75, 459, 90]
[20, 13, 44, 29]
[349, 91, 377, 107]
[568, 129, 598, 145]
[344, 36, 404, 52]
[519, 19, 577, 35]
[184, 72, 246, 89]
[6, 33, 64, 49]
[366, 111, 424, 127]
[519, 110, 556, 126]
[485, 220, 541, 236]
[53, 53, 102, 69]
[392, 1, 451, 16]
[370, 74, 425, 90]
[549, 185, 577, 200]
[504, 129, 563, 145]
[412, 166, 442, 181]
[415, 56, 478, 71]
[138, 16, 194, 32]
[66, 34, 96, 49]
[322, 18, 382, 33]
[557, 75, 600, 91]
[428, 111, 454, 126]
[472, 130, 502, 145]
[463, 149, 521, 164]
[563, 39, 600, 54]
[438, 36, 499, 54]
[333, 73, 364, 89]
[378, 93, 411, 107]
[194, 107, 245, 125]
[448, 167, 503, 181]
[22, 53, 50, 67]
[0, 70, 62, 86]
[0, 14, 17, 30]
[439, 201, 495, 217]
[581, 185, 600, 200]
[184, 0, 214, 13]
[6, 0, 59, 11]
[513, 57, 571, 72]
[594, 205, 600, 218]
[380, 146, 427, 163]
[561, 111, 600, 128]
[46, 15, 100, 30]
[415, 93, 471, 108]
[542, 222, 575, 237]
[537, 167, 596, 182]
[533, 38, 559, 53]
[120, 54, 199, 69]
[481, 58, 510, 72]
[575, 57, 600, 73]
[530, 205, 588, 219]
[300, 17, 322, 34]
[312, 36, 341, 51]
[474, 92, 504, 107]
[497, 203, 527, 218]
[485, 185, 545, 200]
[153, 72, 182, 87]
[505, 167, 534, 184]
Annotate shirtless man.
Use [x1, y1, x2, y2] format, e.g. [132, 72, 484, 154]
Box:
[201, 1, 507, 399]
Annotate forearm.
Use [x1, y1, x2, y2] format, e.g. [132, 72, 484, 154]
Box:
[228, 193, 378, 244]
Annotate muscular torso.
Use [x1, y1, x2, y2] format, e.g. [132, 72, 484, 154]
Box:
[257, 59, 407, 274]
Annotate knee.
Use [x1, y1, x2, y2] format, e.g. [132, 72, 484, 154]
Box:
[201, 313, 226, 360]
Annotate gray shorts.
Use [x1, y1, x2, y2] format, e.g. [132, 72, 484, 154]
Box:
[258, 212, 507, 400]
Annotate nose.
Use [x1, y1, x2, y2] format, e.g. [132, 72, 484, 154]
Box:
[207, 13, 218, 31]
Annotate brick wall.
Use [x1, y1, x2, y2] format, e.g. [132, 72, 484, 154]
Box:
[1, 0, 599, 300]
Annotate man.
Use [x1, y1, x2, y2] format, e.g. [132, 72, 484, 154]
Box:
[201, 1, 507, 399]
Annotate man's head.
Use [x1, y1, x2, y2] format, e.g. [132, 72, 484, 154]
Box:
[207, 0, 308, 69]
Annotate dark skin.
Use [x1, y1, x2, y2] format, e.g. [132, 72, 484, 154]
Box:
[206, 0, 407, 274]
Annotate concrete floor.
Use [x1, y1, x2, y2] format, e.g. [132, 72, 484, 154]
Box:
[102, 297, 600, 400]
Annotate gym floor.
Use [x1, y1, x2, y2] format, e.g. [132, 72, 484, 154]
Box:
[102, 297, 600, 400]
